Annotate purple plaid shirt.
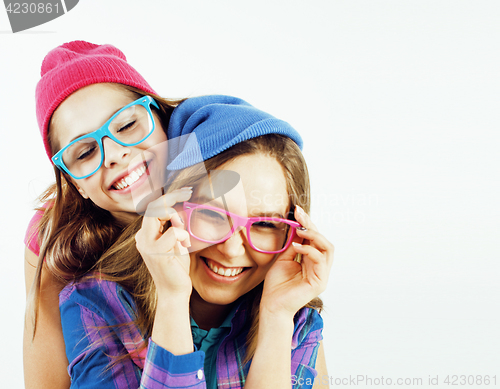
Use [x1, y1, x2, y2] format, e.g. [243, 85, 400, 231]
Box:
[59, 278, 323, 389]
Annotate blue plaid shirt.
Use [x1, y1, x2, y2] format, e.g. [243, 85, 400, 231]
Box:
[59, 277, 323, 388]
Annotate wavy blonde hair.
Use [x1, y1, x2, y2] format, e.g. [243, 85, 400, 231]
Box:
[89, 133, 322, 363]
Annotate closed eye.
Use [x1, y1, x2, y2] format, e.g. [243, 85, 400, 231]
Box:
[252, 221, 279, 229]
[196, 208, 227, 221]
[117, 120, 136, 132]
[77, 146, 97, 160]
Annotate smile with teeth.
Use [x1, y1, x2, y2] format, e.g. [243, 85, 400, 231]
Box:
[113, 164, 147, 190]
[205, 258, 245, 277]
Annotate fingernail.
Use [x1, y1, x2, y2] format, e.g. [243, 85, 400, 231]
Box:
[292, 242, 302, 248]
[295, 205, 305, 216]
[181, 186, 193, 191]
[297, 226, 307, 231]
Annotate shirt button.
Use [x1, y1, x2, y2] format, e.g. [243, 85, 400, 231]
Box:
[197, 369, 204, 380]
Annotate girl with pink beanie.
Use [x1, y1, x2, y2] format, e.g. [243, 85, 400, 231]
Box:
[24, 40, 188, 388]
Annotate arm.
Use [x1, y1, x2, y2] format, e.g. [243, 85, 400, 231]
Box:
[23, 246, 70, 389]
[135, 188, 195, 357]
[245, 206, 334, 389]
[312, 342, 329, 389]
[244, 308, 295, 388]
[246, 308, 325, 389]
[60, 279, 206, 389]
[60, 282, 142, 388]
[136, 188, 208, 388]
[290, 310, 326, 388]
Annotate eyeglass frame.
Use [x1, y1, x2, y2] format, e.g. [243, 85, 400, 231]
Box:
[51, 95, 160, 180]
[183, 201, 301, 254]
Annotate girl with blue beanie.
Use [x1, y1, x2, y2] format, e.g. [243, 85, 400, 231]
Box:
[58, 96, 334, 388]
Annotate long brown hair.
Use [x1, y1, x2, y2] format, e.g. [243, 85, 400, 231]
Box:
[90, 133, 322, 362]
[27, 84, 186, 336]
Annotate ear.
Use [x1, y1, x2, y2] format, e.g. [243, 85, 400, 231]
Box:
[74, 183, 89, 199]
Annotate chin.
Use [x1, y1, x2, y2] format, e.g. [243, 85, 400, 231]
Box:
[195, 286, 243, 306]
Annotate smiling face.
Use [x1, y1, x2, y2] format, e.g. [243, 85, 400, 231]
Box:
[186, 153, 290, 308]
[50, 83, 168, 223]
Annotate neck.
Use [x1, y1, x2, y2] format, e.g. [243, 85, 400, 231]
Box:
[110, 210, 138, 225]
[190, 289, 236, 331]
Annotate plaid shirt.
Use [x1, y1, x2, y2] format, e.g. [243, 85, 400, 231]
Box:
[60, 278, 323, 389]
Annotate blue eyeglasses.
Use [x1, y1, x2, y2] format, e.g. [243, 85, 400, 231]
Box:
[51, 96, 160, 179]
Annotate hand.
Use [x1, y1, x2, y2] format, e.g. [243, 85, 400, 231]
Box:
[135, 187, 193, 299]
[260, 205, 334, 319]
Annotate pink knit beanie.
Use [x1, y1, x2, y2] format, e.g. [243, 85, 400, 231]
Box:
[36, 40, 157, 160]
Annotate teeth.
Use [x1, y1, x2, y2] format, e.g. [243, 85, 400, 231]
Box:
[114, 164, 147, 190]
[206, 259, 243, 277]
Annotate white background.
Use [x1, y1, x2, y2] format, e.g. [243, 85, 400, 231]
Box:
[1, 1, 499, 388]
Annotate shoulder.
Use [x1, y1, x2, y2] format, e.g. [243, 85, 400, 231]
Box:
[24, 201, 53, 255]
[294, 306, 323, 331]
[292, 307, 323, 349]
[24, 207, 45, 256]
[59, 276, 137, 326]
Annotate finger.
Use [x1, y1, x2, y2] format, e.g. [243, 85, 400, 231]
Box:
[144, 187, 193, 219]
[295, 228, 334, 255]
[274, 235, 304, 263]
[175, 241, 189, 257]
[294, 205, 318, 231]
[155, 227, 191, 254]
[169, 211, 184, 229]
[293, 241, 330, 275]
[292, 242, 331, 288]
[141, 187, 192, 236]
[167, 209, 190, 247]
[294, 235, 334, 272]
[291, 242, 325, 264]
[138, 214, 163, 243]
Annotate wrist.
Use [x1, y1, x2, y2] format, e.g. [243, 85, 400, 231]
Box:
[152, 294, 193, 355]
[157, 286, 191, 303]
[258, 306, 294, 341]
[259, 298, 296, 323]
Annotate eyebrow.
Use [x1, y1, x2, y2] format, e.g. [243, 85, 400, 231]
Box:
[67, 130, 94, 145]
[61, 101, 135, 148]
[54, 126, 98, 154]
[191, 194, 286, 219]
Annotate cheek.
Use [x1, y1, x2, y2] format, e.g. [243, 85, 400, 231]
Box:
[71, 175, 99, 198]
[189, 253, 198, 274]
[151, 117, 168, 143]
[253, 253, 277, 274]
[189, 241, 213, 253]
[175, 206, 210, 253]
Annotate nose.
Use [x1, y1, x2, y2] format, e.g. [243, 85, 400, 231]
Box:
[102, 137, 131, 168]
[216, 228, 247, 259]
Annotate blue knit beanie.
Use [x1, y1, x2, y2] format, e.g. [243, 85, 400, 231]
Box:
[166, 95, 303, 170]
[135, 95, 303, 214]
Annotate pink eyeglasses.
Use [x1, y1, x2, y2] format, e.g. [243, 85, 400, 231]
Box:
[183, 202, 301, 254]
